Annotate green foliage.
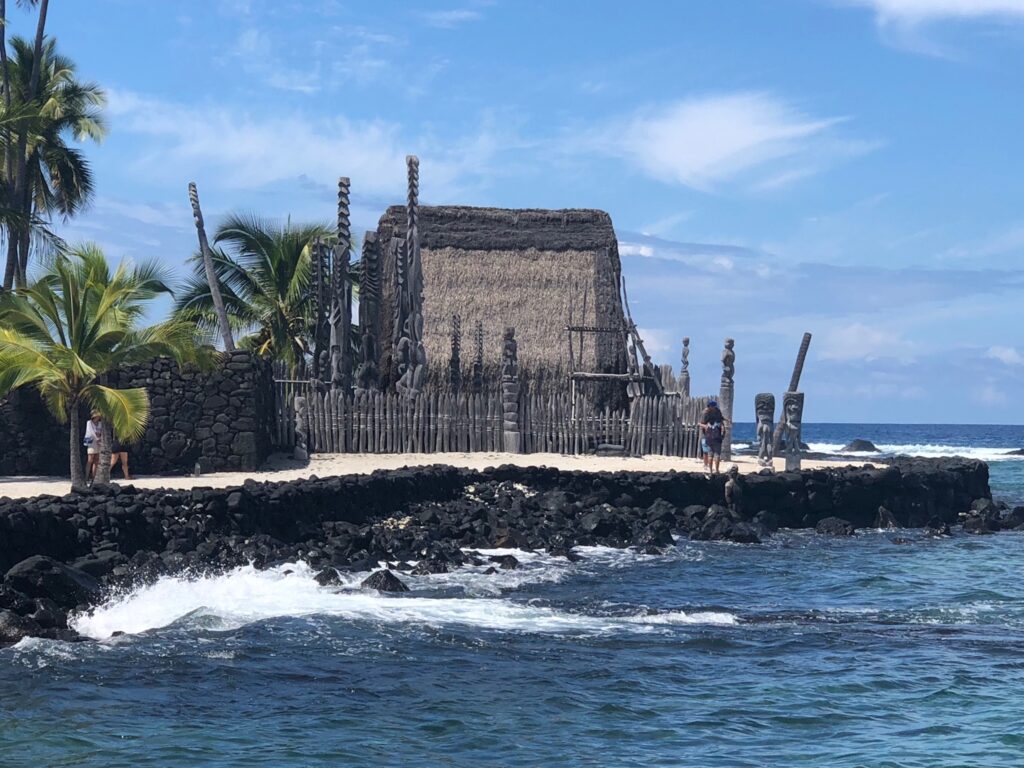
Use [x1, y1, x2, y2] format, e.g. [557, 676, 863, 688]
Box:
[173, 213, 337, 375]
[0, 245, 210, 482]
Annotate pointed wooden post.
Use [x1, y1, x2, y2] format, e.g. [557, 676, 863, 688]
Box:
[188, 182, 235, 351]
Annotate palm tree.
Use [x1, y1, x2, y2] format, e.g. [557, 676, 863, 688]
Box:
[0, 244, 211, 489]
[173, 214, 333, 375]
[2, 33, 106, 289]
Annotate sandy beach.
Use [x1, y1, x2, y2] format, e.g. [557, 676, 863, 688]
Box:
[0, 451, 870, 500]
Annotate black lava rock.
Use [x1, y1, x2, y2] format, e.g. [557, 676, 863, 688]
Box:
[360, 569, 409, 592]
[488, 554, 519, 570]
[4, 556, 101, 609]
[816, 517, 855, 536]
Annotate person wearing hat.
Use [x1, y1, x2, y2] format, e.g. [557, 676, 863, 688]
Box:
[700, 399, 726, 476]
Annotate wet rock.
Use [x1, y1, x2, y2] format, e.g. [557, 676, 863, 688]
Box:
[314, 568, 342, 587]
[4, 556, 101, 609]
[28, 598, 66, 629]
[874, 506, 898, 529]
[816, 517, 855, 536]
[635, 521, 675, 549]
[0, 610, 41, 644]
[360, 569, 409, 592]
[691, 505, 761, 544]
[841, 439, 880, 453]
[487, 554, 519, 570]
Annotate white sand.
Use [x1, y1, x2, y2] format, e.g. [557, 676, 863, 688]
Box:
[0, 452, 872, 500]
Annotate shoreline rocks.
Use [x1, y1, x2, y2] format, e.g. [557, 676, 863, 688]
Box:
[0, 458, 993, 644]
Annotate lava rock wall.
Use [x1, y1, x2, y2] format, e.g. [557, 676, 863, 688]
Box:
[0, 351, 274, 477]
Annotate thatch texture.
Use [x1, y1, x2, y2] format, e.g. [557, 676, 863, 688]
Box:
[373, 206, 628, 387]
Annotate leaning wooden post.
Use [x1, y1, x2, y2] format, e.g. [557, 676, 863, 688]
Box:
[187, 182, 235, 351]
[719, 337, 735, 460]
[501, 327, 521, 453]
[774, 332, 812, 453]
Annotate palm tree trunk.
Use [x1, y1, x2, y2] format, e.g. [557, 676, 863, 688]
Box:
[0, 0, 15, 292]
[95, 420, 112, 485]
[10, 0, 47, 288]
[68, 397, 84, 490]
[188, 182, 235, 351]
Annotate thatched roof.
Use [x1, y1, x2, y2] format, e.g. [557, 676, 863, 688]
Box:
[374, 206, 628, 383]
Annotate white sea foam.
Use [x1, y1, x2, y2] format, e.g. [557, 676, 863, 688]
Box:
[70, 559, 736, 640]
[807, 442, 1024, 462]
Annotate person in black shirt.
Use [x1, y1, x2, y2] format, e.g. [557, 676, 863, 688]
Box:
[109, 430, 131, 480]
[700, 400, 726, 476]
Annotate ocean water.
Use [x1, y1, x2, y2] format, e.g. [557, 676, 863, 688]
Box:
[3, 423, 1024, 767]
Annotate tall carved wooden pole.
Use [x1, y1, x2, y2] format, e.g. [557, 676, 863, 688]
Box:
[188, 182, 235, 352]
[719, 338, 735, 460]
[354, 231, 380, 393]
[471, 321, 484, 395]
[396, 155, 427, 397]
[501, 327, 521, 453]
[680, 337, 691, 398]
[311, 237, 331, 383]
[450, 314, 462, 395]
[329, 177, 353, 391]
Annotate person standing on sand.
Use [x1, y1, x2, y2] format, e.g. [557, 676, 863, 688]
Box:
[84, 410, 105, 484]
[110, 429, 131, 480]
[700, 399, 727, 476]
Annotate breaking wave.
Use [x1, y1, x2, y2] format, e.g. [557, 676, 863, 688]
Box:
[70, 557, 737, 641]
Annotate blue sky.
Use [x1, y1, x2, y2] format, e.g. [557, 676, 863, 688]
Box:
[30, 0, 1024, 423]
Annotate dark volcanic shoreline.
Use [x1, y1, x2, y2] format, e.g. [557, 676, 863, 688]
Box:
[0, 458, 998, 645]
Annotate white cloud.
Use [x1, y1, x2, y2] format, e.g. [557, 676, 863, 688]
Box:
[587, 92, 873, 192]
[846, 0, 1024, 24]
[619, 243, 655, 257]
[818, 322, 914, 361]
[105, 89, 505, 202]
[987, 345, 1024, 365]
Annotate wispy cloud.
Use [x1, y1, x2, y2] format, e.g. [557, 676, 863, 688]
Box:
[105, 89, 511, 202]
[845, 0, 1024, 24]
[420, 9, 482, 28]
[230, 27, 322, 94]
[584, 92, 876, 192]
[987, 345, 1024, 365]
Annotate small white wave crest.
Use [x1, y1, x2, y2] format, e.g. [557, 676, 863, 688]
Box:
[807, 442, 1023, 462]
[70, 561, 737, 640]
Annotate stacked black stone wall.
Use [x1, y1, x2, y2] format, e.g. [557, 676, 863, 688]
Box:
[107, 351, 273, 474]
[0, 351, 274, 477]
[0, 389, 68, 476]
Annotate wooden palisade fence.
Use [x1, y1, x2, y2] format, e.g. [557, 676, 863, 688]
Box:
[289, 389, 710, 458]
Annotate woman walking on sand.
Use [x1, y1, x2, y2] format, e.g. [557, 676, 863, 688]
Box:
[84, 410, 105, 485]
[109, 429, 131, 480]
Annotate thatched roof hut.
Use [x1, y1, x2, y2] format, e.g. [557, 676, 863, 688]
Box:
[372, 205, 628, 386]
